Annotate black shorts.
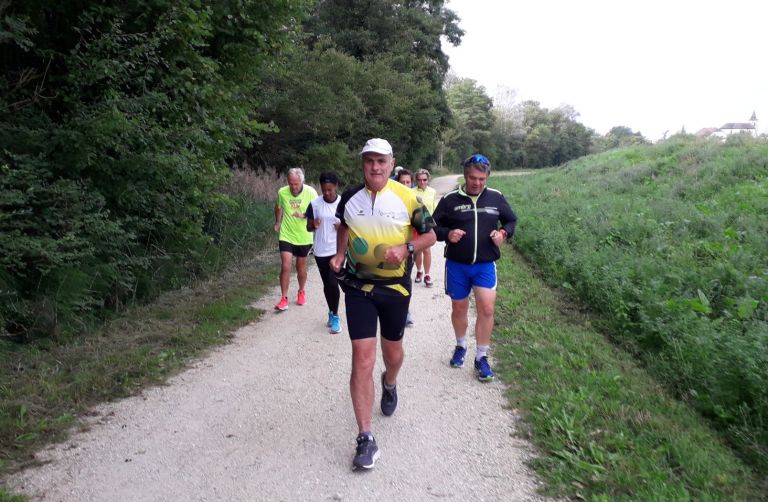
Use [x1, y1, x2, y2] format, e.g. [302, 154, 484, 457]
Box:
[278, 240, 312, 257]
[344, 286, 410, 342]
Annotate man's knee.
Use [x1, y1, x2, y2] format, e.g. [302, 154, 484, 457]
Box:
[351, 342, 376, 374]
[452, 299, 470, 316]
[476, 302, 495, 318]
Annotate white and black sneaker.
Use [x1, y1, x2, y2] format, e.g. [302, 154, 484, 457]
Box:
[352, 433, 380, 470]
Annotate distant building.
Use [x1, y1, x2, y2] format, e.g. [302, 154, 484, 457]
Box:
[696, 112, 758, 139]
[717, 122, 755, 136]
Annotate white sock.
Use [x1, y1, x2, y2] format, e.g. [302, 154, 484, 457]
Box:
[456, 336, 467, 349]
[476, 345, 489, 361]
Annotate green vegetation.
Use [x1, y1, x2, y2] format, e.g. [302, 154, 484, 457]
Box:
[0, 0, 465, 340]
[494, 136, 768, 477]
[1, 1, 308, 340]
[494, 249, 760, 500]
[0, 489, 24, 502]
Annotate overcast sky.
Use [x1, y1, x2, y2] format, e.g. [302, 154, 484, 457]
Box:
[443, 0, 767, 141]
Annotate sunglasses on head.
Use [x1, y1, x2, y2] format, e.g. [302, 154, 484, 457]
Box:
[463, 154, 490, 167]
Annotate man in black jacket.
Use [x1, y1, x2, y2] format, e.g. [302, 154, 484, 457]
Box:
[432, 154, 517, 382]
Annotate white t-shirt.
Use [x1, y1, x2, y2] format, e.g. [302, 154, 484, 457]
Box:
[305, 194, 341, 257]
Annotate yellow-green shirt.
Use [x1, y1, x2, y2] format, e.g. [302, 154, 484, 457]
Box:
[276, 185, 317, 245]
[413, 185, 438, 213]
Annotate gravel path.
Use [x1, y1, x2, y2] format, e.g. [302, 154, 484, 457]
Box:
[9, 175, 547, 501]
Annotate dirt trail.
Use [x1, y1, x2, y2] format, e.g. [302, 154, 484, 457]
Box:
[9, 175, 546, 501]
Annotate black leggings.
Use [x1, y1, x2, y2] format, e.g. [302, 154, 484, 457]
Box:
[314, 255, 340, 314]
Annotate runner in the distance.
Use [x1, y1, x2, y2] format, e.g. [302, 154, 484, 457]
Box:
[432, 154, 517, 382]
[305, 172, 343, 334]
[330, 138, 436, 470]
[273, 167, 318, 311]
[412, 168, 438, 288]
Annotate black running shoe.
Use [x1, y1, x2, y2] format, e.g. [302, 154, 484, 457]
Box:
[380, 371, 398, 416]
[352, 433, 379, 470]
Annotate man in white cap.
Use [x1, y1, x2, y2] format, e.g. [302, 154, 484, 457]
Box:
[330, 138, 436, 470]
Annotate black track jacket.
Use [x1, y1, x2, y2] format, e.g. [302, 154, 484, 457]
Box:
[432, 185, 517, 264]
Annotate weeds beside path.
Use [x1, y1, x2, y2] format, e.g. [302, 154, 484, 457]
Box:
[493, 250, 761, 500]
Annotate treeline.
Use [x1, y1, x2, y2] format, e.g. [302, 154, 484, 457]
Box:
[0, 1, 466, 339]
[440, 77, 596, 170]
[1, 0, 605, 340]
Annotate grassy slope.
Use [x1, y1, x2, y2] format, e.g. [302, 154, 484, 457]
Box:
[489, 137, 766, 498]
[494, 250, 759, 500]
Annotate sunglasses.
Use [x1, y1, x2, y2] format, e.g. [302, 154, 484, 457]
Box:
[416, 177, 428, 182]
[463, 154, 490, 167]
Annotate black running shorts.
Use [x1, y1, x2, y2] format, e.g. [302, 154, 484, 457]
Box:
[344, 287, 410, 341]
[278, 240, 312, 257]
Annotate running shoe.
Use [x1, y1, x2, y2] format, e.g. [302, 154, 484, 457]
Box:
[424, 274, 433, 288]
[326, 311, 333, 327]
[414, 271, 423, 283]
[275, 296, 289, 311]
[297, 290, 306, 306]
[405, 311, 414, 327]
[330, 314, 342, 334]
[352, 433, 379, 470]
[474, 356, 495, 382]
[449, 345, 467, 368]
[380, 372, 398, 416]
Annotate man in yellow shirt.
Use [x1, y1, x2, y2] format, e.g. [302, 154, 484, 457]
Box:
[330, 138, 436, 470]
[273, 167, 318, 311]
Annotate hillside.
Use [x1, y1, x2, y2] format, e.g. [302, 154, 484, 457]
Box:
[494, 135, 768, 475]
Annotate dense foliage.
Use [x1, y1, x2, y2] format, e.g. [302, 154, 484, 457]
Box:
[246, 0, 463, 177]
[0, 1, 308, 339]
[499, 136, 768, 472]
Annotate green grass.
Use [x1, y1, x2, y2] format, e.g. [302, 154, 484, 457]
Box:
[0, 248, 279, 479]
[494, 249, 762, 500]
[0, 488, 24, 502]
[493, 137, 768, 474]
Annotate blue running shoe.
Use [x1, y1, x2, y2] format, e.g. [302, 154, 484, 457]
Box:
[330, 314, 342, 334]
[326, 311, 333, 327]
[474, 356, 495, 382]
[450, 346, 467, 368]
[352, 433, 379, 470]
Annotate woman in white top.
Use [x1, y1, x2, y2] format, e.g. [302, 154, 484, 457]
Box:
[305, 172, 343, 334]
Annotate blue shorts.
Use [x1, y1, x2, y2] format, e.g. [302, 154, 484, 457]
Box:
[445, 259, 497, 300]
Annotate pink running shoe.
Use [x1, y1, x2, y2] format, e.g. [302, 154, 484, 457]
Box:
[414, 271, 423, 283]
[297, 290, 306, 306]
[424, 275, 434, 288]
[275, 296, 289, 311]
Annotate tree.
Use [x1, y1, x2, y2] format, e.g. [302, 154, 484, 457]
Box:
[593, 126, 649, 152]
[443, 77, 496, 167]
[251, 46, 444, 179]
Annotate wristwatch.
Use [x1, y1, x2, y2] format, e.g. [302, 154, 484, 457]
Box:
[406, 242, 415, 255]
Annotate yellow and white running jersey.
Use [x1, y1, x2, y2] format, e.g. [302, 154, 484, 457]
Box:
[336, 179, 434, 283]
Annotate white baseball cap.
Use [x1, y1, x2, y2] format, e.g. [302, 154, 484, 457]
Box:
[360, 138, 393, 156]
